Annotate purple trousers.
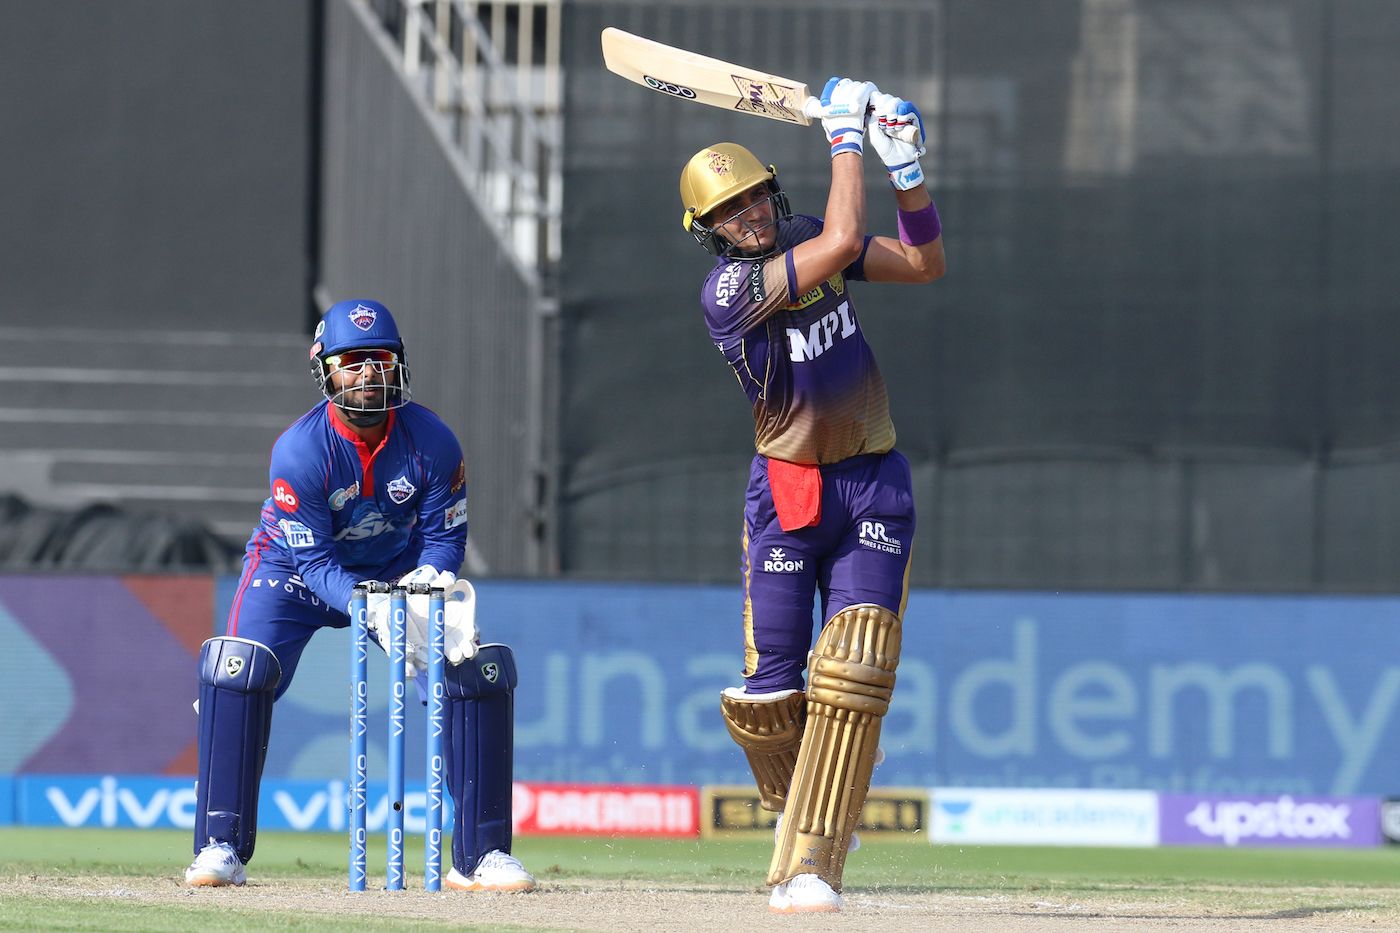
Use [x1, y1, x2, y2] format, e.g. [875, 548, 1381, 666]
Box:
[739, 450, 915, 692]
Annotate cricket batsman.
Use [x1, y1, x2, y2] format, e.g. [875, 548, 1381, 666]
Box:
[678, 78, 945, 912]
[184, 299, 535, 892]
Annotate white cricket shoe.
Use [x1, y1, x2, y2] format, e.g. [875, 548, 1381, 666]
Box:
[444, 849, 537, 892]
[769, 873, 843, 913]
[184, 840, 246, 887]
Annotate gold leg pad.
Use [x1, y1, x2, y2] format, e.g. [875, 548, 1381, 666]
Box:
[720, 689, 806, 811]
[768, 604, 901, 890]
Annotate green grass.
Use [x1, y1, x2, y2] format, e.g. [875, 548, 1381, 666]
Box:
[4, 828, 1400, 931]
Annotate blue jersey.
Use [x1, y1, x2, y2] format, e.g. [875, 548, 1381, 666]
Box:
[244, 400, 468, 613]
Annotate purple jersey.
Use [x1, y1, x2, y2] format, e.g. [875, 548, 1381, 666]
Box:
[699, 213, 896, 464]
[243, 400, 468, 613]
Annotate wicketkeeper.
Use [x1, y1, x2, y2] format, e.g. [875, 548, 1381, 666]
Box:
[185, 299, 535, 892]
[678, 78, 945, 912]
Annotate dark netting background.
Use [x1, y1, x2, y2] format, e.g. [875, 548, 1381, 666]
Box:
[559, 0, 1400, 591]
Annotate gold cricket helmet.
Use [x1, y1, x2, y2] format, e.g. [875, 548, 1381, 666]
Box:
[678, 143, 790, 257]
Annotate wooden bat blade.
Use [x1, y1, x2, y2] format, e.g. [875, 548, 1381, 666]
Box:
[600, 27, 818, 126]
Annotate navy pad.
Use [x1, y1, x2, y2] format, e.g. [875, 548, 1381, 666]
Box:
[194, 637, 281, 864]
[444, 643, 516, 875]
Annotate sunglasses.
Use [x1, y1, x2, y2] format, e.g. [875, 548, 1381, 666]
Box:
[324, 348, 399, 374]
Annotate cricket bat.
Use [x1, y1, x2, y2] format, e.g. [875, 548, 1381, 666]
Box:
[600, 27, 823, 126]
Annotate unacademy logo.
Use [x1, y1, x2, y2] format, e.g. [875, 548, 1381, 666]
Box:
[763, 548, 804, 573]
[1184, 796, 1352, 846]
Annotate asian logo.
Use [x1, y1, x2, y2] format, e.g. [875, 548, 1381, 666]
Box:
[348, 303, 378, 331]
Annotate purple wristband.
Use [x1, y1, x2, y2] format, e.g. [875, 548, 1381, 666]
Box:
[897, 202, 942, 246]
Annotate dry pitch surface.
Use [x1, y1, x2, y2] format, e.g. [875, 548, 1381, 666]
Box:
[10, 874, 1400, 932]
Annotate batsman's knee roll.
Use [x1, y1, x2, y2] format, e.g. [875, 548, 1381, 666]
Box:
[769, 603, 901, 890]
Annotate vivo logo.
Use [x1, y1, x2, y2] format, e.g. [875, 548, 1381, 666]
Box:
[45, 776, 197, 828]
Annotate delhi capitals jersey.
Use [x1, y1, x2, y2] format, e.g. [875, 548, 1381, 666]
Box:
[699, 213, 896, 464]
[245, 400, 468, 613]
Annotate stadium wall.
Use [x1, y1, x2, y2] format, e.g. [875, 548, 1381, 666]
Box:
[5, 574, 1400, 798]
[318, 0, 547, 576]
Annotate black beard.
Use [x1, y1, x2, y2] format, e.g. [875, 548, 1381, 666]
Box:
[337, 406, 388, 428]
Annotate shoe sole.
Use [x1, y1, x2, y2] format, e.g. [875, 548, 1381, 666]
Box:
[768, 902, 841, 914]
[444, 878, 537, 893]
[184, 875, 245, 887]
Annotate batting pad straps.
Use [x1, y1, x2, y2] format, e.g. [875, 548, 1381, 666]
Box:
[769, 604, 901, 891]
[720, 688, 806, 812]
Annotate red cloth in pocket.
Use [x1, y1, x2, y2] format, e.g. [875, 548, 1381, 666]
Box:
[767, 458, 822, 531]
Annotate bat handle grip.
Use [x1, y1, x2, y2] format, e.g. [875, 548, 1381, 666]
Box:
[802, 97, 878, 122]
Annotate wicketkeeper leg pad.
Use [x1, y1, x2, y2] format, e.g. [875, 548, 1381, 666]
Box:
[720, 687, 806, 812]
[444, 643, 517, 876]
[768, 604, 901, 891]
[194, 637, 282, 864]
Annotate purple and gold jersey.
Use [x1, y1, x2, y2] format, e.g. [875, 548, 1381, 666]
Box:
[699, 214, 896, 464]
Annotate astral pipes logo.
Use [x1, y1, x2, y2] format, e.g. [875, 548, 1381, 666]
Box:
[1181, 795, 1355, 847]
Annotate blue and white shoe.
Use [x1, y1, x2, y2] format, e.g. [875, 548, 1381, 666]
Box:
[184, 839, 246, 887]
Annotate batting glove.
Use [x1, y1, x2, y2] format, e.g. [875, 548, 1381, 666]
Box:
[869, 92, 928, 190]
[815, 76, 876, 158]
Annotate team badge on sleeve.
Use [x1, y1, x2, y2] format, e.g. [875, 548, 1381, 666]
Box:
[386, 475, 417, 504]
[445, 498, 468, 530]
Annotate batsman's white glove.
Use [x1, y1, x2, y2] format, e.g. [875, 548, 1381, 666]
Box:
[399, 564, 480, 666]
[812, 76, 877, 158]
[869, 92, 928, 190]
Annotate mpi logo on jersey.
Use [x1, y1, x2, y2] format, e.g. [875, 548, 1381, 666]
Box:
[858, 521, 903, 556]
[272, 479, 299, 512]
[787, 300, 857, 362]
[762, 547, 804, 573]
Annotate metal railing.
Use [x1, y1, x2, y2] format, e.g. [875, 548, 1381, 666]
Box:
[372, 0, 563, 288]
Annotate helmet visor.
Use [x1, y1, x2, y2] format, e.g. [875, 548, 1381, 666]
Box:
[324, 348, 399, 376]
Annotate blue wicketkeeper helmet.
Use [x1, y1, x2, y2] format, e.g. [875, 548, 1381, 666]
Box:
[309, 299, 413, 411]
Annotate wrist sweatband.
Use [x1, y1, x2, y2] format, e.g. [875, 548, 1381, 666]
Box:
[897, 201, 942, 246]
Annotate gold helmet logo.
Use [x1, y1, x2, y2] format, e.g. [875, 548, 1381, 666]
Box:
[679, 142, 777, 232]
[706, 150, 735, 176]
